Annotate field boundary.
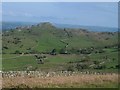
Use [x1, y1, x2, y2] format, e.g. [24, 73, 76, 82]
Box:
[1, 71, 117, 78]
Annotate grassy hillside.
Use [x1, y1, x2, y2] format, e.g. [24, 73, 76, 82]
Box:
[2, 22, 118, 54]
[2, 22, 119, 71]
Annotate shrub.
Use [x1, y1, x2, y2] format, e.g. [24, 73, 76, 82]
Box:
[80, 49, 92, 54]
[20, 45, 23, 48]
[67, 66, 74, 72]
[115, 64, 120, 69]
[81, 56, 91, 62]
[94, 65, 106, 69]
[50, 49, 57, 55]
[14, 50, 21, 54]
[98, 49, 105, 53]
[59, 48, 67, 54]
[3, 46, 8, 49]
[76, 63, 89, 70]
[93, 61, 100, 65]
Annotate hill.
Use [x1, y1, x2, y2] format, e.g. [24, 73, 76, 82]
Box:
[2, 22, 118, 54]
[2, 22, 119, 72]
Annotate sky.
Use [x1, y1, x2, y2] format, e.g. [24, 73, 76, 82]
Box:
[2, 2, 118, 27]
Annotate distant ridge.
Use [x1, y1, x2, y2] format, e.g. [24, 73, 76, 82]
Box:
[54, 23, 118, 32]
[2, 22, 118, 32]
[2, 22, 36, 30]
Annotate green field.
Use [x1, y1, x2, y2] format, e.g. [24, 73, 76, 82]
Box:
[2, 46, 119, 72]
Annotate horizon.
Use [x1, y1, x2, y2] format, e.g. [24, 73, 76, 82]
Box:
[2, 21, 119, 33]
[2, 21, 118, 28]
[2, 2, 118, 28]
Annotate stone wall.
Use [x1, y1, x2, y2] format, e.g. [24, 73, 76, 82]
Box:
[1, 71, 116, 78]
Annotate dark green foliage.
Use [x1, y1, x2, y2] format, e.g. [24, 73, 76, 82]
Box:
[76, 63, 89, 70]
[14, 50, 21, 54]
[79, 48, 92, 54]
[94, 65, 106, 69]
[3, 46, 8, 49]
[59, 48, 68, 54]
[13, 37, 21, 44]
[50, 49, 57, 55]
[67, 66, 74, 72]
[20, 45, 23, 48]
[93, 61, 100, 65]
[115, 64, 120, 69]
[27, 49, 39, 54]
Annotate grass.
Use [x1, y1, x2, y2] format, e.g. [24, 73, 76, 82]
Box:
[2, 74, 118, 88]
[2, 48, 119, 72]
[2, 54, 80, 71]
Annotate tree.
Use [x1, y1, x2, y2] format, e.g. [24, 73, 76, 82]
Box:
[115, 64, 120, 69]
[50, 49, 57, 55]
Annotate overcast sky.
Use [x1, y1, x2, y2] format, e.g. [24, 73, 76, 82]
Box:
[2, 2, 118, 27]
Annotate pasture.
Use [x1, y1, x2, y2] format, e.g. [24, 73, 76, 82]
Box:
[2, 47, 118, 73]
